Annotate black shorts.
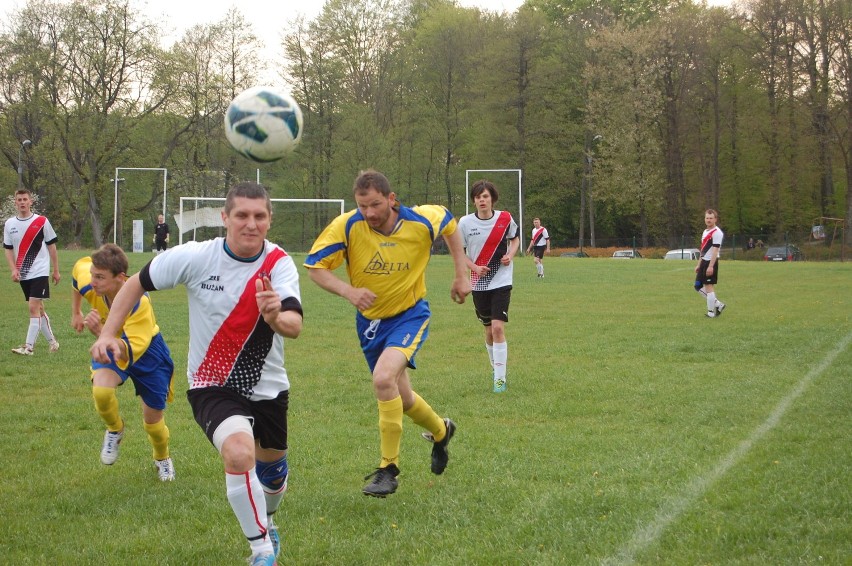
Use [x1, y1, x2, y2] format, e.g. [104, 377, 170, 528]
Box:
[154, 239, 168, 251]
[187, 386, 289, 451]
[20, 276, 50, 301]
[472, 286, 512, 326]
[532, 246, 546, 259]
[697, 259, 719, 285]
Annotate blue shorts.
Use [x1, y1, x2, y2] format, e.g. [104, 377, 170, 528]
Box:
[356, 299, 430, 373]
[91, 333, 174, 410]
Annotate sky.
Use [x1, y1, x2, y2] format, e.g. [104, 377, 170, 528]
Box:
[136, 0, 523, 83]
[134, 0, 731, 83]
[141, 0, 732, 48]
[137, 0, 733, 42]
[3, 0, 735, 45]
[2, 0, 733, 83]
[142, 0, 527, 49]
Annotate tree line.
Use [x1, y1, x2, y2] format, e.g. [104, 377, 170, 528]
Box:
[1, 0, 850, 250]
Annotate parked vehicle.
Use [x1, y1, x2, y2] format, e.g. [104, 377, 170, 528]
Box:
[664, 248, 701, 260]
[612, 250, 642, 258]
[763, 245, 804, 261]
[560, 251, 590, 258]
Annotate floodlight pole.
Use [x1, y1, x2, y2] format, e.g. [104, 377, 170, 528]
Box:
[17, 139, 32, 189]
[588, 134, 602, 248]
[111, 177, 125, 245]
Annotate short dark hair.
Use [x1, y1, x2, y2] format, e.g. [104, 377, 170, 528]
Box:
[470, 179, 498, 203]
[91, 243, 129, 276]
[224, 182, 271, 214]
[353, 169, 391, 196]
[705, 208, 719, 218]
[15, 189, 32, 197]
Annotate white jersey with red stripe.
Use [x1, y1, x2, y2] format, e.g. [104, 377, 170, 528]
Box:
[700, 226, 724, 260]
[458, 210, 518, 291]
[140, 238, 301, 401]
[531, 226, 549, 247]
[3, 213, 58, 280]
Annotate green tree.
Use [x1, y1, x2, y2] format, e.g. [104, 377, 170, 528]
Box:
[586, 22, 665, 247]
[405, 4, 483, 208]
[1, 0, 167, 246]
[833, 0, 852, 244]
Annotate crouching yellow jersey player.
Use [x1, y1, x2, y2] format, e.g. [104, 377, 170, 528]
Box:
[71, 243, 176, 481]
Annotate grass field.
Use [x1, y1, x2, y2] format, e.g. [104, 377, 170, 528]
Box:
[1, 250, 849, 565]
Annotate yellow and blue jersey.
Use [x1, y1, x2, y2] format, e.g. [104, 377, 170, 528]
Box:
[72, 257, 162, 371]
[305, 204, 458, 320]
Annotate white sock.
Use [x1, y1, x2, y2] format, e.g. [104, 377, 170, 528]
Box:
[26, 318, 40, 347]
[226, 470, 273, 555]
[707, 292, 716, 313]
[264, 476, 287, 525]
[485, 343, 494, 368]
[493, 341, 507, 383]
[40, 313, 56, 343]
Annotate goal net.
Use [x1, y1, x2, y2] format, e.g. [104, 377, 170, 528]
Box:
[177, 197, 345, 253]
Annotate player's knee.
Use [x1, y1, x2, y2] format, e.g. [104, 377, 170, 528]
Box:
[221, 439, 255, 472]
[257, 456, 289, 493]
[92, 385, 117, 411]
[694, 280, 703, 292]
[215, 417, 255, 471]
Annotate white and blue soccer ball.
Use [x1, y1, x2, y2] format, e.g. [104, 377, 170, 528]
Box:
[224, 86, 303, 163]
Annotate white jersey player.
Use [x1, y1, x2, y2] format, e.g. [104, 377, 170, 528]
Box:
[694, 208, 727, 318]
[457, 179, 519, 393]
[91, 183, 302, 566]
[3, 189, 61, 355]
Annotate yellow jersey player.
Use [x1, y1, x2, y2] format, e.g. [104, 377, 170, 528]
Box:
[72, 244, 176, 481]
[305, 169, 471, 497]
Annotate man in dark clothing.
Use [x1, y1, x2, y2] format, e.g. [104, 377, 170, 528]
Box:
[153, 214, 169, 254]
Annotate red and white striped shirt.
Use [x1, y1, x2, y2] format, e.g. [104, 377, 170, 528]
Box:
[3, 213, 58, 280]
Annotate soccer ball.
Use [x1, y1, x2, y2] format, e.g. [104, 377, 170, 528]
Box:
[224, 86, 303, 163]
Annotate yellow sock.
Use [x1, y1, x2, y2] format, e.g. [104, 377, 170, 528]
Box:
[143, 419, 170, 461]
[378, 396, 403, 468]
[404, 393, 447, 442]
[92, 386, 123, 432]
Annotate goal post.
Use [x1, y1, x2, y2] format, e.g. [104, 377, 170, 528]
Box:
[112, 167, 168, 251]
[177, 197, 345, 252]
[464, 169, 524, 251]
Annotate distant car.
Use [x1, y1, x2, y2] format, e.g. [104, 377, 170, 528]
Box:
[560, 251, 589, 258]
[612, 250, 642, 259]
[763, 244, 804, 261]
[664, 248, 701, 260]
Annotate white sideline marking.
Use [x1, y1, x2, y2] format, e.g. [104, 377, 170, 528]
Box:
[604, 330, 852, 566]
